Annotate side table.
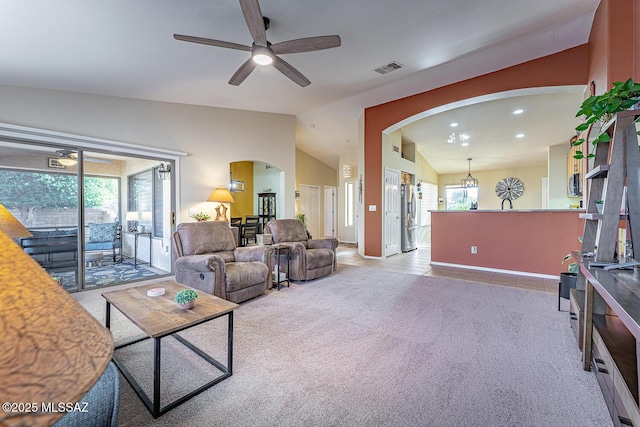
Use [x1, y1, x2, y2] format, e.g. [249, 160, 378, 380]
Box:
[133, 231, 152, 268]
[272, 244, 290, 291]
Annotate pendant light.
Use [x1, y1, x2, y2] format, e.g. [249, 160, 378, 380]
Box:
[461, 158, 478, 188]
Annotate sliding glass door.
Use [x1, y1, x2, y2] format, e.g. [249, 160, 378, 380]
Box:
[0, 142, 174, 292]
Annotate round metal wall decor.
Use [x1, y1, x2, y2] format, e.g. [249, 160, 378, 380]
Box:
[495, 177, 524, 200]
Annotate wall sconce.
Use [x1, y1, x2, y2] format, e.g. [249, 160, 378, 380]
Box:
[342, 164, 353, 178]
[157, 162, 171, 180]
[229, 170, 245, 192]
[229, 180, 245, 192]
[295, 190, 300, 199]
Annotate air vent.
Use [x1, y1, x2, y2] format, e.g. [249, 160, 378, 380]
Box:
[393, 145, 400, 153]
[374, 61, 403, 75]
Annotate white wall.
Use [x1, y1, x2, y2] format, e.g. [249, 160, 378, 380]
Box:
[548, 142, 579, 209]
[0, 85, 297, 222]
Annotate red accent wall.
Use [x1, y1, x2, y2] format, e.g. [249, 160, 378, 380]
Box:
[431, 211, 584, 276]
[363, 46, 589, 257]
[588, 0, 636, 90]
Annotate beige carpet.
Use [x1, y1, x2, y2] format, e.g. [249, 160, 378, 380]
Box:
[75, 265, 612, 427]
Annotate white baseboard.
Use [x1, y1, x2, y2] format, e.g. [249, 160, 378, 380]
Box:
[430, 262, 559, 280]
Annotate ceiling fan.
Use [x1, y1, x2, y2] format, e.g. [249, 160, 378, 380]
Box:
[55, 149, 112, 166]
[173, 0, 341, 87]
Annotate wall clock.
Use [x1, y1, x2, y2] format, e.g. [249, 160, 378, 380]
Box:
[495, 177, 524, 200]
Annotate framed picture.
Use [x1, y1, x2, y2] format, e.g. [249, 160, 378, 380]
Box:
[48, 158, 66, 169]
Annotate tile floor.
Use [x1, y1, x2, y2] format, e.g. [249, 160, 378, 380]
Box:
[336, 245, 559, 295]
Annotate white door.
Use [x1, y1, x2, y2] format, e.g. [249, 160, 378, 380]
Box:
[384, 168, 400, 256]
[324, 186, 336, 237]
[299, 184, 320, 239]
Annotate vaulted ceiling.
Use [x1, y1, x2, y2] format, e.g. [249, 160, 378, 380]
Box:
[0, 0, 600, 170]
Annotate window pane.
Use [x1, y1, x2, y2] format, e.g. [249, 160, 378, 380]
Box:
[445, 186, 478, 210]
[345, 182, 354, 227]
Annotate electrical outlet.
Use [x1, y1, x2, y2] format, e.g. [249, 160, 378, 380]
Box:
[189, 208, 196, 216]
[471, 246, 478, 254]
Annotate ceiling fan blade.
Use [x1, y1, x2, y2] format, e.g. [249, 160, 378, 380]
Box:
[240, 0, 267, 46]
[271, 35, 341, 55]
[272, 56, 311, 87]
[229, 58, 258, 86]
[173, 34, 251, 52]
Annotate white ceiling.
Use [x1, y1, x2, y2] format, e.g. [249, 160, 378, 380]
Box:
[0, 0, 600, 171]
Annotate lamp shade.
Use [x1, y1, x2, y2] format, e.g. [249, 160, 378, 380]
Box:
[0, 229, 113, 427]
[0, 204, 32, 238]
[125, 212, 139, 221]
[207, 188, 235, 204]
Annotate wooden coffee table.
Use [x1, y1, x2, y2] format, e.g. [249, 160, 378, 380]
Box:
[102, 280, 238, 418]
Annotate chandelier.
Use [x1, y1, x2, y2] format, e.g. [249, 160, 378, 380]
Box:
[461, 158, 478, 188]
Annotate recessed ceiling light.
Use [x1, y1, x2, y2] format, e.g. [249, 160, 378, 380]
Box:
[516, 133, 526, 138]
[450, 122, 459, 127]
[513, 109, 524, 115]
[461, 142, 469, 147]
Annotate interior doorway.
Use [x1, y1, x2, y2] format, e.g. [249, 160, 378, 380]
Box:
[324, 186, 336, 238]
[384, 168, 400, 257]
[298, 184, 320, 238]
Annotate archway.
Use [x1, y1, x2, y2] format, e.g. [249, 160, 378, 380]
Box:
[361, 45, 589, 257]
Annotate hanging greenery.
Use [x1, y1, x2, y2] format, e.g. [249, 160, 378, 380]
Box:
[573, 78, 640, 159]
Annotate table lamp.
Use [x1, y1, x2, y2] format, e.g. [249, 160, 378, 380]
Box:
[0, 204, 32, 238]
[125, 211, 139, 232]
[0, 228, 113, 426]
[207, 188, 235, 222]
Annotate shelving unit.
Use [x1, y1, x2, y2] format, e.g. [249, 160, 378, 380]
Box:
[573, 110, 640, 426]
[257, 192, 276, 232]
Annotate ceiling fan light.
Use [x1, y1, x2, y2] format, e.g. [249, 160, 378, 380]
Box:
[57, 157, 77, 166]
[252, 53, 273, 66]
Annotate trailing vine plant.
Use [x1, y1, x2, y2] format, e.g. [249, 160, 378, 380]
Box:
[573, 78, 640, 159]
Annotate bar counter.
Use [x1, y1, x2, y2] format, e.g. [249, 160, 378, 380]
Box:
[431, 209, 584, 276]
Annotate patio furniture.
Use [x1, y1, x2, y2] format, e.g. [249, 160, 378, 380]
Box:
[86, 222, 122, 262]
[263, 219, 338, 281]
[172, 221, 274, 303]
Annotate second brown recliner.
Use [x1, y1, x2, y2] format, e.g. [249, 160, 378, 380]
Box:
[172, 221, 273, 303]
[264, 218, 338, 282]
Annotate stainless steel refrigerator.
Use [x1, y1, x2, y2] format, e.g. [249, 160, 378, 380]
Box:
[401, 183, 418, 252]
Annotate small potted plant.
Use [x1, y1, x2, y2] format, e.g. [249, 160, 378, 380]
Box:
[174, 289, 198, 310]
[295, 213, 312, 238]
[190, 212, 211, 222]
[594, 200, 604, 215]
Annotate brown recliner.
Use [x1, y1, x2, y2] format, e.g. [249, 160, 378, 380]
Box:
[264, 219, 338, 281]
[172, 221, 273, 303]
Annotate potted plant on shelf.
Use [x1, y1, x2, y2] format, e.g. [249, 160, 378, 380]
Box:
[559, 235, 584, 308]
[573, 78, 640, 159]
[174, 289, 198, 310]
[594, 200, 604, 215]
[190, 212, 211, 222]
